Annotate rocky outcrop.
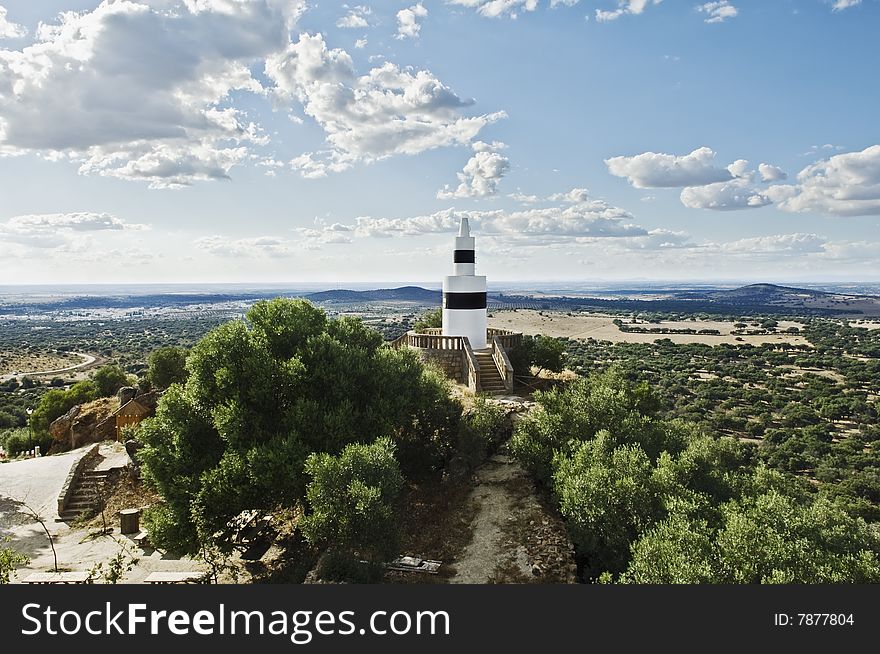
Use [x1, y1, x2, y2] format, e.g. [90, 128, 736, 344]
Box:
[48, 390, 164, 453]
[133, 390, 161, 411]
[49, 404, 82, 443]
[49, 397, 118, 451]
[117, 386, 137, 405]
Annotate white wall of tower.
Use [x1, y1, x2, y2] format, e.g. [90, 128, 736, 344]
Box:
[441, 217, 488, 350]
[443, 308, 487, 349]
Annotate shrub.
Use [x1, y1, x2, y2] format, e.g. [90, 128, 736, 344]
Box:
[413, 308, 442, 332]
[139, 299, 461, 555]
[0, 538, 29, 584]
[301, 438, 404, 580]
[92, 364, 132, 397]
[147, 347, 188, 389]
[3, 428, 51, 457]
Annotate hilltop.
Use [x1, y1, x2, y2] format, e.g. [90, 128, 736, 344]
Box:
[304, 286, 440, 304]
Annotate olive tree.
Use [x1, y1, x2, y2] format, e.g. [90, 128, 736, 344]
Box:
[139, 298, 460, 555]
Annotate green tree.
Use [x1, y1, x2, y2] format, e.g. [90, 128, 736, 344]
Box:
[620, 513, 718, 584]
[301, 437, 404, 580]
[147, 346, 189, 389]
[716, 492, 880, 583]
[91, 364, 132, 397]
[28, 379, 97, 443]
[509, 335, 566, 377]
[509, 368, 673, 484]
[414, 308, 442, 332]
[139, 298, 460, 555]
[554, 434, 668, 574]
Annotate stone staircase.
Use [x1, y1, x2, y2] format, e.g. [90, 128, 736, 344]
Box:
[474, 351, 507, 394]
[58, 469, 111, 521]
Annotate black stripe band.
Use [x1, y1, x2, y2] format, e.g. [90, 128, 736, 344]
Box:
[453, 249, 475, 263]
[443, 292, 487, 310]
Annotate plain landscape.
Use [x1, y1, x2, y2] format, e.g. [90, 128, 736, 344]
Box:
[1, 281, 878, 584]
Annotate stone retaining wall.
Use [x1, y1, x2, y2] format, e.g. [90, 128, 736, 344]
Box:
[57, 443, 100, 516]
[413, 349, 465, 383]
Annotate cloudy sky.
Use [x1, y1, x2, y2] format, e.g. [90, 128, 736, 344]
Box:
[1, 0, 878, 285]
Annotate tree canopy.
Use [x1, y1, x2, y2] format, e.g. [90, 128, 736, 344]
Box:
[147, 346, 189, 389]
[91, 364, 132, 397]
[301, 437, 403, 579]
[511, 367, 880, 582]
[138, 298, 461, 555]
[414, 308, 442, 332]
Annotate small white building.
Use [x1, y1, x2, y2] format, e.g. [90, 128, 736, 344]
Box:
[391, 216, 521, 394]
[442, 217, 488, 350]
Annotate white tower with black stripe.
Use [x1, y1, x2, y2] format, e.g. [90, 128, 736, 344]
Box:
[442, 216, 487, 350]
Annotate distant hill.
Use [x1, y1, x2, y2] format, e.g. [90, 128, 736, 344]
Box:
[704, 284, 831, 303]
[304, 286, 441, 304]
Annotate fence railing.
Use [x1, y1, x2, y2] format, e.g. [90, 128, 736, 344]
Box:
[487, 328, 523, 350]
[491, 336, 514, 393]
[389, 328, 521, 394]
[462, 337, 480, 393]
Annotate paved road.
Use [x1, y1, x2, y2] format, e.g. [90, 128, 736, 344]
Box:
[0, 352, 98, 383]
[0, 448, 84, 526]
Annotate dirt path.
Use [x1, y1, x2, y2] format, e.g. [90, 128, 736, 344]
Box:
[448, 454, 577, 584]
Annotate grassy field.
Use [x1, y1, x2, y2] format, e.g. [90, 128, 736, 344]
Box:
[488, 310, 811, 346]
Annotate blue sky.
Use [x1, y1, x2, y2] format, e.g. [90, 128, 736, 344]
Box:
[1, 0, 878, 284]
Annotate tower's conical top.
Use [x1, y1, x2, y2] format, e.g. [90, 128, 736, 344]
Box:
[458, 216, 470, 238]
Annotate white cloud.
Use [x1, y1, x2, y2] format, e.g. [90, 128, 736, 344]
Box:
[486, 203, 645, 240]
[607, 151, 793, 212]
[596, 0, 662, 22]
[354, 209, 460, 238]
[766, 145, 880, 216]
[0, 0, 302, 187]
[680, 177, 771, 211]
[352, 199, 646, 242]
[832, 0, 861, 11]
[696, 1, 738, 24]
[547, 188, 592, 203]
[437, 141, 510, 199]
[266, 33, 505, 177]
[4, 212, 145, 232]
[820, 239, 880, 261]
[726, 158, 750, 179]
[678, 160, 772, 211]
[195, 235, 295, 258]
[0, 6, 26, 39]
[605, 146, 733, 188]
[354, 38, 368, 49]
[617, 228, 696, 250]
[720, 233, 827, 255]
[509, 191, 540, 203]
[396, 4, 428, 40]
[336, 5, 371, 29]
[448, 0, 539, 19]
[295, 219, 354, 246]
[758, 163, 787, 182]
[0, 212, 147, 249]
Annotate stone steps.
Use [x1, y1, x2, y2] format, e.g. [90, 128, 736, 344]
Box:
[58, 469, 112, 521]
[474, 353, 507, 394]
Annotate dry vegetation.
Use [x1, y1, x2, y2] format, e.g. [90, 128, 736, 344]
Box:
[489, 309, 810, 346]
[0, 350, 86, 379]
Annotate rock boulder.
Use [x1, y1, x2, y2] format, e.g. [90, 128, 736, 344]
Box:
[49, 397, 118, 451]
[117, 386, 137, 405]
